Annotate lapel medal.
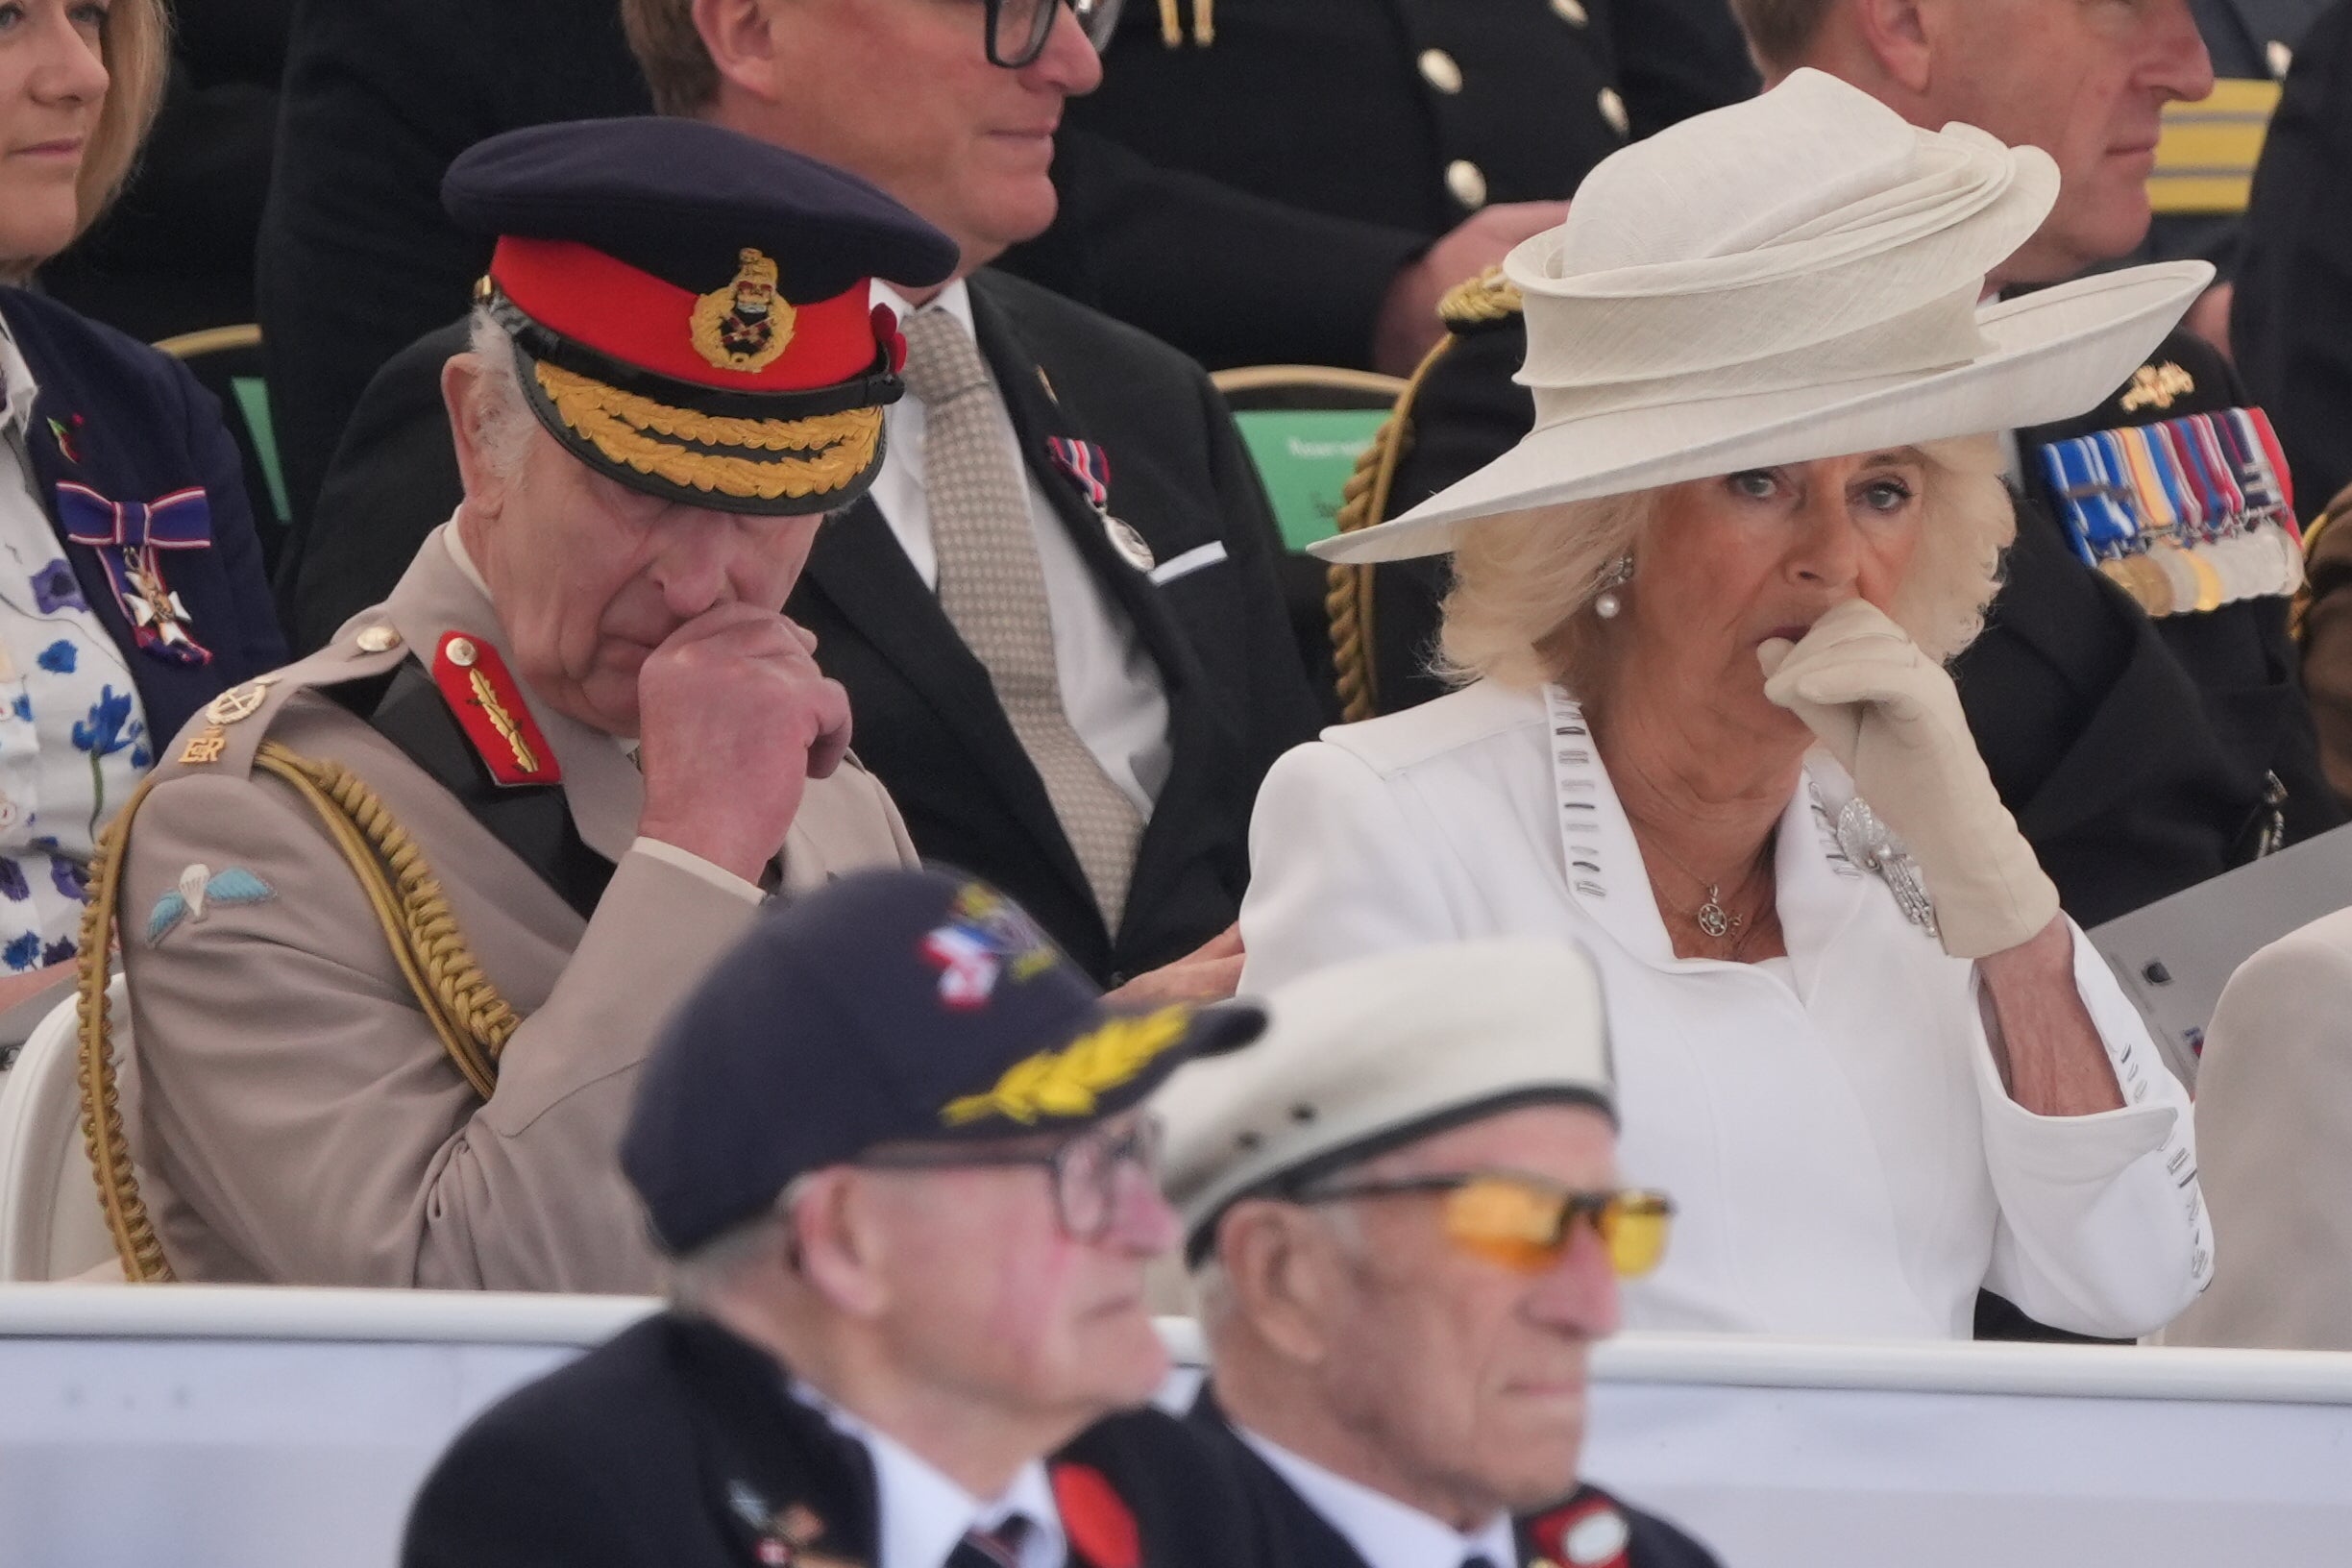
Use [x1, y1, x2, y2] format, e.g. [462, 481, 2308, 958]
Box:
[52, 482, 213, 666]
[1045, 435, 1154, 573]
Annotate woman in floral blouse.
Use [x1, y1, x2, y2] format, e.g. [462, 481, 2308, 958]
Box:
[0, 0, 286, 1007]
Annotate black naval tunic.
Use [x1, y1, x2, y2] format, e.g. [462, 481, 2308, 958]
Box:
[1045, 0, 1757, 370]
[403, 1313, 1269, 1568]
[1351, 295, 2341, 933]
[1184, 1389, 1722, 1568]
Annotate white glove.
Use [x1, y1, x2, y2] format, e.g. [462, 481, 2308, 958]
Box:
[1759, 600, 2058, 960]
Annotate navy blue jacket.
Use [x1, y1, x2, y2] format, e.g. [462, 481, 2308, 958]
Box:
[1, 287, 286, 747]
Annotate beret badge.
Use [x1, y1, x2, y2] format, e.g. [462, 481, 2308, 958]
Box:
[690, 247, 796, 374]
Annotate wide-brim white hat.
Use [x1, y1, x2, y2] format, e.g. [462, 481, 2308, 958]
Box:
[1315, 70, 2213, 565]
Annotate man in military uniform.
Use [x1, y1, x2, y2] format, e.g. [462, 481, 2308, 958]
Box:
[1157, 941, 1720, 1568]
[1339, 0, 2340, 933]
[1053, 0, 1758, 374]
[87, 118, 959, 1290]
[402, 867, 1269, 1568]
[288, 0, 1326, 997]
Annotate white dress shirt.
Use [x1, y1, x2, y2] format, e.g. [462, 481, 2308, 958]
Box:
[870, 281, 1171, 817]
[1238, 1425, 1518, 1568]
[1238, 679, 2213, 1340]
[793, 1380, 1067, 1568]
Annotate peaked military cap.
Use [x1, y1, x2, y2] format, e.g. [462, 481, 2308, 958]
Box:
[622, 868, 1265, 1255]
[443, 117, 960, 516]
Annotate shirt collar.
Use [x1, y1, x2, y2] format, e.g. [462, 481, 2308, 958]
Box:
[0, 312, 38, 439]
[1235, 1425, 1517, 1568]
[872, 277, 974, 335]
[792, 1378, 1066, 1568]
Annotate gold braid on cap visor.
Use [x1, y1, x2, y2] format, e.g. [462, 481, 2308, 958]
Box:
[532, 360, 883, 502]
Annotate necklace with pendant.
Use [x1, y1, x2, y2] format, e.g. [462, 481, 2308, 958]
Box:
[1638, 830, 1774, 945]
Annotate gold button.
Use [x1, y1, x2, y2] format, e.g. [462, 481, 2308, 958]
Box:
[1598, 86, 1629, 136]
[1417, 48, 1463, 94]
[1445, 159, 1488, 209]
[1552, 0, 1588, 25]
[446, 637, 478, 669]
[355, 625, 402, 653]
[2267, 39, 2293, 78]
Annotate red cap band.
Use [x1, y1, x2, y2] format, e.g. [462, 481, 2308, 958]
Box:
[490, 236, 879, 393]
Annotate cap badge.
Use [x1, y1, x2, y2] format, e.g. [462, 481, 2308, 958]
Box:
[920, 883, 1060, 1009]
[941, 1005, 1190, 1126]
[691, 247, 796, 374]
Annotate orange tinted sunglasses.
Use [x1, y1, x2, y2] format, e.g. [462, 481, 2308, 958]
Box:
[1305, 1170, 1675, 1279]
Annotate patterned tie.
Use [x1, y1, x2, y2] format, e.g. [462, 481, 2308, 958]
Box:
[898, 308, 1143, 929]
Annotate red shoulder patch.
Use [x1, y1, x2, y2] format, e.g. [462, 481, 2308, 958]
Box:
[1527, 1492, 1631, 1568]
[1051, 1462, 1140, 1568]
[432, 630, 561, 786]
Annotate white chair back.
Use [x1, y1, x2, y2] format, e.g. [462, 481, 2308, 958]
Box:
[0, 983, 119, 1281]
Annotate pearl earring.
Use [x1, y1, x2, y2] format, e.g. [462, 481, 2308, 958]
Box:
[1593, 555, 1634, 620]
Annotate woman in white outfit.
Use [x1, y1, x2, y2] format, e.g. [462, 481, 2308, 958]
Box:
[1239, 71, 2215, 1340]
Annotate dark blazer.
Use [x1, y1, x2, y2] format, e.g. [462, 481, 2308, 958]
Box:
[404, 1311, 1271, 1568]
[0, 288, 287, 747]
[1360, 309, 2340, 930]
[2233, 0, 2352, 514]
[1185, 1389, 1720, 1568]
[285, 272, 1321, 985]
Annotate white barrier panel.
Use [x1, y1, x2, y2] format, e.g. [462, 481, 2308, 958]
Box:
[3, 1286, 2352, 1568]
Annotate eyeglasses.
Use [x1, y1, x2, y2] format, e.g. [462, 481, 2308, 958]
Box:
[859, 1115, 1164, 1242]
[1301, 1170, 1676, 1279]
[983, 0, 1126, 68]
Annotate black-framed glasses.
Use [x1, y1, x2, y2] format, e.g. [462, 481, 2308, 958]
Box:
[860, 1115, 1164, 1242]
[983, 0, 1126, 67]
[1300, 1169, 1676, 1279]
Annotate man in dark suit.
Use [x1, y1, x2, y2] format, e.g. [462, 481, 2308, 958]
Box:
[1157, 942, 1718, 1568]
[291, 0, 1324, 992]
[1342, 0, 2340, 933]
[404, 868, 1270, 1567]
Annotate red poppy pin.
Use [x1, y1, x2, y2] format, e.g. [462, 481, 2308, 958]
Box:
[1528, 1495, 1631, 1568]
[1050, 1463, 1139, 1568]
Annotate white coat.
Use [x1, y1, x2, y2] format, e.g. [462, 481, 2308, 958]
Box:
[1238, 680, 2212, 1339]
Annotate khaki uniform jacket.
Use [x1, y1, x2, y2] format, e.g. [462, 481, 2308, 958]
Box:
[118, 528, 916, 1290]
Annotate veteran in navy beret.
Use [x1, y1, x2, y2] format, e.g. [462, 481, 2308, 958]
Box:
[82, 118, 959, 1291]
[404, 867, 1271, 1568]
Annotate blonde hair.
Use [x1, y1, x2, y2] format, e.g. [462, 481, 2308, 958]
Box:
[1438, 433, 2014, 693]
[76, 0, 169, 243]
[621, 0, 722, 116]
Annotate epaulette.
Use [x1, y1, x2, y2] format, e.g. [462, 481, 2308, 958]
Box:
[146, 625, 411, 787]
[1436, 265, 1526, 331]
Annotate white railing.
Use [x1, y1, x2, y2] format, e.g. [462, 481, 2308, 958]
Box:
[3, 1286, 2350, 1568]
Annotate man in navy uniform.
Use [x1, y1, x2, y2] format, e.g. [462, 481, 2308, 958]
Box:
[1340, 0, 2340, 936]
[1157, 941, 1720, 1568]
[402, 867, 1268, 1568]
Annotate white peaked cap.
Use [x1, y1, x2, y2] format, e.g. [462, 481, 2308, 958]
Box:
[1156, 940, 1615, 1260]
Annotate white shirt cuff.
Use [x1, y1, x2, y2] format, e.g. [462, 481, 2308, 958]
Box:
[627, 836, 764, 905]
